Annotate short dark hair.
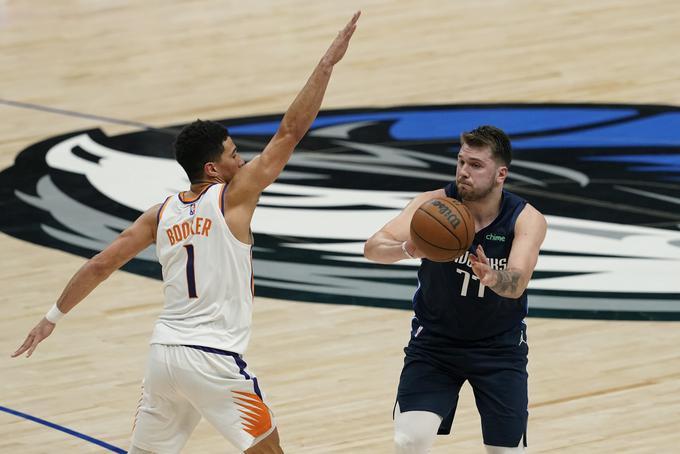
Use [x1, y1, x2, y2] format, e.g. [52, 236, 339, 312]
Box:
[174, 119, 229, 183]
[460, 125, 512, 166]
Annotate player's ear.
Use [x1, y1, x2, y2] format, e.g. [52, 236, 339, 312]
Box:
[204, 161, 219, 178]
[496, 165, 508, 184]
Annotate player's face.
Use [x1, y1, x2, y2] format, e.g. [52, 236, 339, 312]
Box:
[215, 137, 245, 181]
[455, 144, 505, 201]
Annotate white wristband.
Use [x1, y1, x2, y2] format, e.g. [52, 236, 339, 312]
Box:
[401, 241, 415, 259]
[45, 303, 65, 324]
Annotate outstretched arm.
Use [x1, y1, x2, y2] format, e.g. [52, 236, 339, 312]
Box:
[228, 11, 361, 204]
[11, 205, 159, 358]
[364, 189, 445, 264]
[469, 204, 547, 298]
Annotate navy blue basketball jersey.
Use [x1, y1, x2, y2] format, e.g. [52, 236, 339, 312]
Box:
[411, 183, 528, 341]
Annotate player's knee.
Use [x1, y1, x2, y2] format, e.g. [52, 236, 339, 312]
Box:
[128, 446, 155, 454]
[246, 445, 283, 454]
[245, 443, 283, 454]
[393, 405, 440, 454]
[394, 428, 433, 454]
[245, 428, 283, 454]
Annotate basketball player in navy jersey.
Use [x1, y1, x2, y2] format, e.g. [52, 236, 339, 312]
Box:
[364, 125, 547, 454]
[12, 12, 360, 454]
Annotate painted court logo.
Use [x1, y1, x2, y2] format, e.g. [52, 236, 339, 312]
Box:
[1, 103, 679, 320]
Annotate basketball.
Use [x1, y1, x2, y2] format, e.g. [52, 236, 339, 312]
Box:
[410, 197, 474, 262]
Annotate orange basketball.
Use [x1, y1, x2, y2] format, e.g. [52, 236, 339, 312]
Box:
[410, 197, 474, 262]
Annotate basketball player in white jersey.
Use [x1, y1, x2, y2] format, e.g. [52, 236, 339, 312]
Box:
[12, 11, 360, 453]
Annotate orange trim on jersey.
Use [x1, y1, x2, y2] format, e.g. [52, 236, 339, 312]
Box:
[178, 184, 214, 204]
[156, 196, 172, 226]
[232, 391, 272, 438]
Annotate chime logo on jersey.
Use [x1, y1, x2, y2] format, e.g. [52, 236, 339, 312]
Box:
[1, 103, 679, 320]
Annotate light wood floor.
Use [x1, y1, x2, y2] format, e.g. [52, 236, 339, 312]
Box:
[2, 1, 680, 452]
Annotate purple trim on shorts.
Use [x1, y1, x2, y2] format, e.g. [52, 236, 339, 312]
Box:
[182, 344, 239, 358]
[182, 345, 262, 399]
[234, 355, 263, 399]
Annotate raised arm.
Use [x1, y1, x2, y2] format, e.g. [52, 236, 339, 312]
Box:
[11, 205, 159, 358]
[364, 189, 445, 264]
[470, 204, 547, 298]
[227, 11, 361, 206]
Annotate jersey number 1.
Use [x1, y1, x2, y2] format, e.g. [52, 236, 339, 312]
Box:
[184, 245, 198, 298]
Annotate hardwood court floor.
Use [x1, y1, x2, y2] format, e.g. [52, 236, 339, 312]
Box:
[1, 1, 680, 452]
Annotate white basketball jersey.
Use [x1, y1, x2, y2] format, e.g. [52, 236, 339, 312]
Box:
[150, 184, 254, 354]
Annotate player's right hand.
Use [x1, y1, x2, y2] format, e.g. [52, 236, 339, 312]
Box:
[322, 11, 361, 66]
[11, 317, 56, 358]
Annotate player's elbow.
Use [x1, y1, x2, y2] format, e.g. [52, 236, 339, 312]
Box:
[363, 239, 377, 262]
[364, 237, 375, 260]
[87, 254, 117, 280]
[277, 122, 305, 145]
[363, 233, 386, 261]
[363, 235, 393, 264]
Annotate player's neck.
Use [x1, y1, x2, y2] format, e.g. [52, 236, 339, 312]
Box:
[187, 180, 217, 197]
[464, 190, 503, 230]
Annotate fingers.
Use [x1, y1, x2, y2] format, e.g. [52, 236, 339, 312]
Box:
[470, 260, 485, 275]
[347, 10, 361, 28]
[11, 335, 33, 358]
[345, 24, 357, 41]
[475, 245, 488, 262]
[469, 252, 484, 266]
[12, 320, 54, 358]
[469, 247, 490, 280]
[341, 11, 361, 37]
[26, 336, 42, 358]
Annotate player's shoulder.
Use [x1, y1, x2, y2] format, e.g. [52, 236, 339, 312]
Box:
[502, 188, 528, 203]
[152, 194, 177, 222]
[516, 203, 547, 232]
[144, 201, 165, 220]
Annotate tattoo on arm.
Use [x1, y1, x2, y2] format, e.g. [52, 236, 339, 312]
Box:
[491, 269, 522, 297]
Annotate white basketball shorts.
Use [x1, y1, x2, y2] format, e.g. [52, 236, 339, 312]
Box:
[130, 344, 276, 453]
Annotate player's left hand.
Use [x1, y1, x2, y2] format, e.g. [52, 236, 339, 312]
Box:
[322, 11, 361, 66]
[470, 245, 498, 287]
[11, 317, 56, 358]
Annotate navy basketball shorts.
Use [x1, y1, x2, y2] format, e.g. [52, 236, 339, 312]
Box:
[396, 324, 528, 448]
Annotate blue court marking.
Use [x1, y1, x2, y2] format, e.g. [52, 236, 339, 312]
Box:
[228, 107, 639, 140]
[0, 405, 126, 453]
